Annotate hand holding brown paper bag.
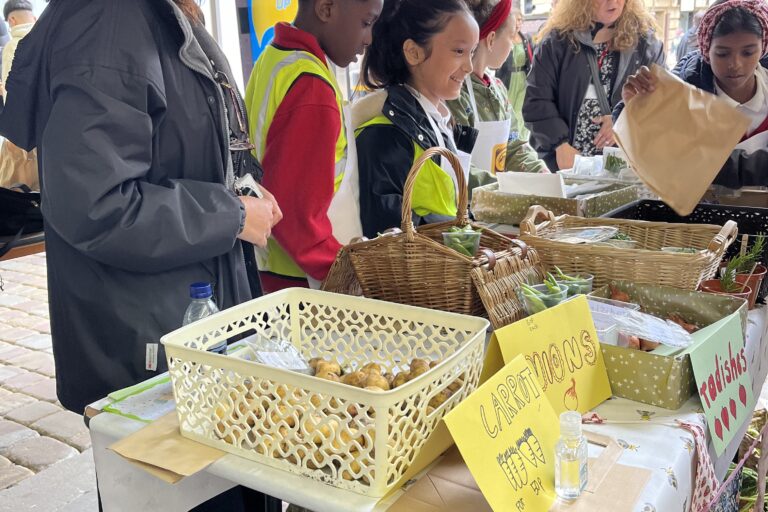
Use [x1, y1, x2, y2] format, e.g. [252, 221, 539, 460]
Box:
[613, 64, 750, 215]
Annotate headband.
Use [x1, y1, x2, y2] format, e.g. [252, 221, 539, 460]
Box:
[697, 0, 768, 62]
[479, 0, 513, 40]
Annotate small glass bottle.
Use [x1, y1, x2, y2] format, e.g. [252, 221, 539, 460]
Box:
[555, 411, 588, 500]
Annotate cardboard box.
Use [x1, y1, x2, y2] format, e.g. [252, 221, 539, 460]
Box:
[592, 281, 748, 409]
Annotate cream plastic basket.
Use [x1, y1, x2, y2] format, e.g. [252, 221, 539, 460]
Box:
[161, 288, 488, 497]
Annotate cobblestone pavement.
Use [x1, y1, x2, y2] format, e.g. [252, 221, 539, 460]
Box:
[0, 254, 97, 511]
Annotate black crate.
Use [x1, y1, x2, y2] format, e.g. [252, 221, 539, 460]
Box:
[603, 199, 768, 300]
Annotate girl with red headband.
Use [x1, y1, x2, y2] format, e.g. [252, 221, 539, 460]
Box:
[623, 0, 768, 187]
[353, 0, 480, 238]
[447, 0, 549, 174]
[523, 0, 664, 171]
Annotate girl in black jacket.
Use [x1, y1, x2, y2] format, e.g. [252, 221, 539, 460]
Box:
[623, 0, 768, 188]
[523, 0, 663, 170]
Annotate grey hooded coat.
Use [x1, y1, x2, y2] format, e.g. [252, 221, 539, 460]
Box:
[0, 0, 253, 412]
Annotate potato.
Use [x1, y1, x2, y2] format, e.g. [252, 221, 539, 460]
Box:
[269, 405, 297, 428]
[304, 416, 340, 445]
[410, 358, 430, 372]
[447, 379, 463, 394]
[309, 357, 325, 370]
[316, 371, 340, 382]
[409, 365, 429, 380]
[428, 390, 450, 409]
[341, 454, 363, 481]
[392, 373, 409, 389]
[429, 359, 442, 369]
[365, 373, 390, 390]
[316, 361, 341, 376]
[361, 362, 382, 375]
[383, 372, 395, 388]
[341, 371, 368, 388]
[640, 338, 660, 351]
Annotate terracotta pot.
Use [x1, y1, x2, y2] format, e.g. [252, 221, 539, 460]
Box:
[735, 264, 767, 309]
[699, 279, 752, 303]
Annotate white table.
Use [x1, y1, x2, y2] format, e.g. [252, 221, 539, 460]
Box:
[88, 307, 768, 512]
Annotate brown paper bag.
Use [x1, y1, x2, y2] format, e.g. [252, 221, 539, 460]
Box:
[613, 64, 750, 215]
[109, 413, 226, 484]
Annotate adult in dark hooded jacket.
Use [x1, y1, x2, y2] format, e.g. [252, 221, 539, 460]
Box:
[0, 0, 281, 417]
[523, 0, 664, 170]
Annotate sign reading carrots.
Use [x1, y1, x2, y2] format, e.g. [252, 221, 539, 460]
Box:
[494, 296, 612, 414]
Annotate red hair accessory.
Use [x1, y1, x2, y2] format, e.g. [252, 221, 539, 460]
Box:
[479, 0, 513, 40]
[697, 0, 768, 63]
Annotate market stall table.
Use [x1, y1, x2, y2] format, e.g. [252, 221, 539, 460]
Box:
[87, 306, 768, 512]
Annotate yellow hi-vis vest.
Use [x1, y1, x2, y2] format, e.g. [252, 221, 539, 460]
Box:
[244, 46, 346, 279]
[356, 115, 457, 220]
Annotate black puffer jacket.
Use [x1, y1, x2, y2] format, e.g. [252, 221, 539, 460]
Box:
[523, 29, 664, 170]
[0, 0, 254, 412]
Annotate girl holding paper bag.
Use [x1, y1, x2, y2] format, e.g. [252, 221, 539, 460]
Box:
[446, 0, 549, 174]
[622, 0, 768, 188]
[355, 0, 480, 238]
[523, 0, 664, 171]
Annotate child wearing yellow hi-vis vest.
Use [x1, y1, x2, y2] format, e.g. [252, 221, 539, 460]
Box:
[245, 0, 383, 293]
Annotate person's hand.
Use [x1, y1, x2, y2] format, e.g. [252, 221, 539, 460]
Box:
[592, 115, 615, 150]
[256, 184, 282, 227]
[555, 142, 580, 170]
[237, 196, 274, 247]
[621, 66, 657, 103]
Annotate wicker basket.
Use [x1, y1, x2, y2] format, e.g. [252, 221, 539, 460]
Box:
[519, 205, 738, 290]
[339, 147, 542, 326]
[161, 289, 489, 498]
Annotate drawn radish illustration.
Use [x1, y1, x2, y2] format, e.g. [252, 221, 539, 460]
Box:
[563, 378, 578, 411]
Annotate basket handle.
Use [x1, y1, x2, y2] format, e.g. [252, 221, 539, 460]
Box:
[401, 147, 468, 241]
[707, 220, 739, 255]
[479, 248, 497, 270]
[509, 238, 529, 259]
[519, 205, 557, 236]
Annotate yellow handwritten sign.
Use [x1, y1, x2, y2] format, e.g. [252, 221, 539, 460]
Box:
[496, 296, 611, 414]
[444, 355, 558, 512]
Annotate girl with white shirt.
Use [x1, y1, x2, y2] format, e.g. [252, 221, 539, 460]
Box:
[623, 0, 768, 188]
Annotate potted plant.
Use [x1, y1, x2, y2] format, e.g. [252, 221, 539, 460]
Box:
[733, 235, 766, 308]
[700, 255, 752, 304]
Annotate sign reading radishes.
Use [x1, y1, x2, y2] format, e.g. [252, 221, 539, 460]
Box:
[689, 312, 755, 455]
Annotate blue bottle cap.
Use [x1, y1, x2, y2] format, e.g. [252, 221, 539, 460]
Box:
[189, 282, 213, 299]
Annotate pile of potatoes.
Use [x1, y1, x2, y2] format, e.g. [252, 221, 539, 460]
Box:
[310, 357, 463, 410]
[211, 356, 464, 484]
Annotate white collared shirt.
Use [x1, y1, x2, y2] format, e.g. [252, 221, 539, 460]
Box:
[715, 66, 768, 135]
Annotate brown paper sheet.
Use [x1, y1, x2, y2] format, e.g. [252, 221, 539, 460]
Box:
[388, 447, 492, 512]
[613, 64, 750, 215]
[108, 413, 226, 484]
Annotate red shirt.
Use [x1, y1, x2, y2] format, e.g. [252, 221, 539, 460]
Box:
[259, 23, 342, 282]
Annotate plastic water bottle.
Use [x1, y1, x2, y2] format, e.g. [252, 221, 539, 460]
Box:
[182, 282, 226, 354]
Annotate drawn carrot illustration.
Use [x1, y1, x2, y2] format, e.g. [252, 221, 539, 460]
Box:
[563, 378, 578, 411]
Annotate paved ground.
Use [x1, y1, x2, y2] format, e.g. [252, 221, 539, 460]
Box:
[0, 253, 97, 511]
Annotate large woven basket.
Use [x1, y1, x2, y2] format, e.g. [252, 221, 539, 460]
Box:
[338, 147, 542, 326]
[519, 205, 737, 290]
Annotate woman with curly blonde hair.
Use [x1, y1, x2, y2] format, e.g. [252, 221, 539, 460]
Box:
[523, 0, 664, 170]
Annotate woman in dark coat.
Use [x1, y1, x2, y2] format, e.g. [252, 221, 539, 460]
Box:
[0, 1, 281, 509]
[523, 0, 664, 170]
